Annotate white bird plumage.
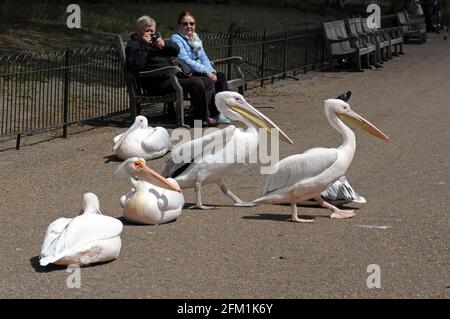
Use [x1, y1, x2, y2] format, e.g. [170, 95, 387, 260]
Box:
[254, 97, 389, 222]
[115, 157, 184, 225]
[113, 115, 172, 160]
[162, 91, 293, 209]
[39, 193, 123, 266]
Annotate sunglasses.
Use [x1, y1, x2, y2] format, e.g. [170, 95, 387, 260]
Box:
[182, 22, 195, 26]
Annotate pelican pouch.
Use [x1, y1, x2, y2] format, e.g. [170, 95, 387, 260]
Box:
[169, 57, 193, 78]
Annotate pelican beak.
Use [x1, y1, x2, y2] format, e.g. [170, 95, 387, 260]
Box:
[136, 164, 182, 192]
[229, 101, 293, 144]
[338, 109, 389, 141]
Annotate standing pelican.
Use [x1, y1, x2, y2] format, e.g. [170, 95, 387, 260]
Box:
[163, 91, 293, 209]
[301, 92, 366, 207]
[39, 193, 123, 266]
[253, 94, 389, 222]
[115, 157, 184, 225]
[113, 115, 172, 160]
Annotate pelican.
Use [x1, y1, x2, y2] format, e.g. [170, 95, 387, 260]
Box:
[113, 115, 172, 160]
[115, 157, 184, 225]
[301, 176, 367, 207]
[162, 91, 293, 209]
[301, 92, 366, 207]
[39, 193, 123, 266]
[253, 93, 389, 222]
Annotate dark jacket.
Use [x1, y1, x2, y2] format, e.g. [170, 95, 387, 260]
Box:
[125, 33, 180, 76]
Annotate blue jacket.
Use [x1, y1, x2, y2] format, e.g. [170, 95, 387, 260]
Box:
[170, 32, 215, 75]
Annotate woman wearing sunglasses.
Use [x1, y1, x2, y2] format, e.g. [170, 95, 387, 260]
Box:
[171, 11, 231, 124]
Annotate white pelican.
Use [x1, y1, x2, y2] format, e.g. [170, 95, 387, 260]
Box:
[115, 157, 184, 225]
[113, 115, 172, 160]
[301, 176, 367, 207]
[162, 91, 293, 209]
[301, 93, 366, 207]
[39, 193, 123, 266]
[253, 95, 389, 222]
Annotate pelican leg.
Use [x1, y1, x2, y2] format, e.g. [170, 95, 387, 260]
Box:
[188, 181, 217, 210]
[218, 180, 255, 207]
[291, 201, 315, 223]
[313, 196, 356, 219]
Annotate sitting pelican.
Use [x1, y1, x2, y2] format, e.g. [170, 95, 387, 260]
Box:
[113, 115, 172, 160]
[39, 193, 123, 266]
[253, 92, 389, 222]
[162, 91, 293, 209]
[115, 157, 184, 225]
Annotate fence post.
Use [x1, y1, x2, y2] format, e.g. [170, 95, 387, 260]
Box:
[227, 32, 235, 78]
[304, 24, 309, 74]
[321, 26, 325, 68]
[63, 48, 70, 138]
[282, 27, 288, 78]
[260, 29, 267, 87]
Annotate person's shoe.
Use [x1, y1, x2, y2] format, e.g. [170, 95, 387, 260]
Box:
[217, 113, 231, 124]
[202, 117, 220, 127]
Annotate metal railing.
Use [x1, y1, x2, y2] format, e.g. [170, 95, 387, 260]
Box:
[203, 24, 324, 87]
[0, 24, 324, 145]
[0, 46, 127, 145]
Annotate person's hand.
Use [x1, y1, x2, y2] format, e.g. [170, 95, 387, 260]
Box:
[209, 73, 217, 82]
[155, 38, 165, 49]
[142, 33, 152, 44]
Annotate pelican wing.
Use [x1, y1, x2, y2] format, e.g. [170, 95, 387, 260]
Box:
[40, 217, 72, 259]
[39, 215, 123, 266]
[262, 147, 338, 195]
[163, 125, 236, 178]
[113, 132, 124, 145]
[321, 176, 366, 203]
[141, 127, 172, 153]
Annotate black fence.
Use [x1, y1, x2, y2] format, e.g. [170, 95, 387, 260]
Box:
[0, 47, 127, 142]
[203, 24, 324, 86]
[0, 24, 324, 144]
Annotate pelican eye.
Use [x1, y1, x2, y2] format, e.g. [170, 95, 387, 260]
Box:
[134, 161, 144, 168]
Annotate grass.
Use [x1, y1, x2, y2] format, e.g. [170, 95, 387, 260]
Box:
[1, 1, 328, 37]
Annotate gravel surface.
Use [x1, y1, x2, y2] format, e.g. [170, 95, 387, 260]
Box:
[0, 33, 449, 298]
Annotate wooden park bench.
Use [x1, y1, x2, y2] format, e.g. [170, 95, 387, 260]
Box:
[397, 11, 427, 43]
[322, 20, 362, 71]
[346, 17, 387, 66]
[360, 17, 404, 58]
[116, 34, 245, 127]
[403, 9, 426, 29]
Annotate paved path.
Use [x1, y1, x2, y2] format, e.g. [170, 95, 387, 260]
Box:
[1, 33, 448, 298]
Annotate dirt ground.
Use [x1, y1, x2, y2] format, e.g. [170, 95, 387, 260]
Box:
[0, 33, 449, 299]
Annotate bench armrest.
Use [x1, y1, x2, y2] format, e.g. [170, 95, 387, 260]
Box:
[328, 37, 351, 43]
[137, 66, 182, 79]
[212, 56, 243, 66]
[337, 35, 359, 41]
